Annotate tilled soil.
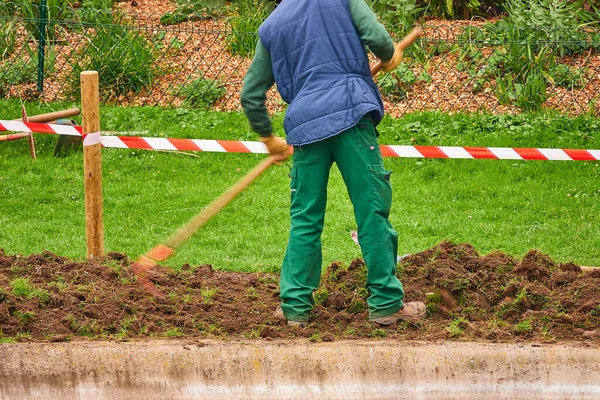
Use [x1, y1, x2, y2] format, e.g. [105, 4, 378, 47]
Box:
[0, 241, 599, 343]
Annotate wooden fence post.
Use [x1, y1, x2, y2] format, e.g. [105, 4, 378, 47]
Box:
[80, 71, 104, 258]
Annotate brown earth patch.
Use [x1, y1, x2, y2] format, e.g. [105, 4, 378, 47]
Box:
[0, 241, 599, 343]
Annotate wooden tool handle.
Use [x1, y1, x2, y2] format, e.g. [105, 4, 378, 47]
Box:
[13, 108, 81, 123]
[397, 26, 423, 51]
[371, 26, 423, 77]
[144, 155, 279, 262]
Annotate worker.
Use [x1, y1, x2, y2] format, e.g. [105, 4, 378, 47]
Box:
[240, 0, 426, 326]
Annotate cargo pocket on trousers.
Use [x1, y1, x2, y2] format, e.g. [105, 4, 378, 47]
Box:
[369, 165, 393, 217]
[356, 120, 379, 150]
[289, 155, 320, 201]
[289, 165, 298, 199]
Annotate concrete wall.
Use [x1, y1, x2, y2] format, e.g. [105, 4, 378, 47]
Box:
[1, 340, 599, 400]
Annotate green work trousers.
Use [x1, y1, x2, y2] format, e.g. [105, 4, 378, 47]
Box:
[280, 118, 404, 322]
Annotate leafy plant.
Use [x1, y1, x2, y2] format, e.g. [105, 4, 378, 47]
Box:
[549, 63, 585, 89]
[81, 0, 115, 10]
[178, 76, 225, 109]
[377, 64, 429, 101]
[0, 21, 17, 60]
[365, 0, 426, 28]
[498, 0, 595, 56]
[68, 26, 158, 98]
[423, 0, 482, 19]
[0, 44, 55, 89]
[495, 72, 549, 111]
[226, 0, 275, 57]
[75, 4, 119, 25]
[12, 0, 74, 42]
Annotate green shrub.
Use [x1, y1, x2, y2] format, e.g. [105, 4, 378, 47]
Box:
[179, 76, 225, 109]
[68, 26, 158, 98]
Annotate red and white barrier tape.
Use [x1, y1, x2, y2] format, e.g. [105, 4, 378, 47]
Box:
[101, 136, 600, 161]
[2, 120, 599, 161]
[381, 145, 600, 161]
[101, 136, 270, 154]
[0, 120, 82, 136]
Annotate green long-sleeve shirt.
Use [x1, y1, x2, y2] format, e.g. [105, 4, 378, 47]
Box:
[240, 0, 394, 137]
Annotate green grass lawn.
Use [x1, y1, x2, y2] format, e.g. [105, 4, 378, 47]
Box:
[1, 99, 599, 271]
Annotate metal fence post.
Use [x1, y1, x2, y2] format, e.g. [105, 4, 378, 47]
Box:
[37, 0, 48, 93]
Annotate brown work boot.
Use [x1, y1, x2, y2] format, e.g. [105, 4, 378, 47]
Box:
[274, 305, 307, 327]
[370, 302, 426, 326]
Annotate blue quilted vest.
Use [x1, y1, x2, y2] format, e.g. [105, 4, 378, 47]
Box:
[258, 0, 385, 146]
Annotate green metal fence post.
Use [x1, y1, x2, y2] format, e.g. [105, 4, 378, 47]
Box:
[37, 0, 48, 93]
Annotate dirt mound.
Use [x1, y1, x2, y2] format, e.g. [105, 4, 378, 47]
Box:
[0, 242, 599, 343]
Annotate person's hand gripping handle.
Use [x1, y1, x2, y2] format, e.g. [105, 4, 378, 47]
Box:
[371, 27, 423, 77]
[260, 135, 290, 164]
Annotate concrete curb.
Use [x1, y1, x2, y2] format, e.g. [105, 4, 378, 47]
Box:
[1, 340, 599, 399]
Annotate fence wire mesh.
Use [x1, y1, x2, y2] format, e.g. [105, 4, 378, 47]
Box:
[1, 2, 600, 117]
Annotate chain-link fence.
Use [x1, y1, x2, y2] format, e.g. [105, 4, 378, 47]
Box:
[1, 2, 600, 117]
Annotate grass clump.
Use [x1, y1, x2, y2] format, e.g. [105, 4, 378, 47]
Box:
[514, 318, 533, 335]
[309, 333, 322, 342]
[313, 288, 329, 305]
[13, 310, 35, 326]
[48, 277, 67, 292]
[201, 287, 218, 303]
[446, 317, 469, 338]
[370, 328, 388, 338]
[246, 287, 258, 300]
[347, 298, 367, 314]
[10, 278, 50, 303]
